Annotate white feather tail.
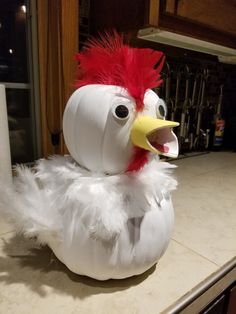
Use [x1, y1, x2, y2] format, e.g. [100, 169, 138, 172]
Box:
[0, 166, 62, 245]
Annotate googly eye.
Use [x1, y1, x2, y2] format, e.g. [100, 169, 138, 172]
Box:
[156, 99, 167, 119]
[114, 105, 129, 120]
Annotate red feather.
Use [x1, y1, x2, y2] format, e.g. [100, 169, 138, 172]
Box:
[126, 148, 149, 172]
[76, 31, 165, 111]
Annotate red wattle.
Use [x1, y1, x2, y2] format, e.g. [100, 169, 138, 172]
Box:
[126, 147, 149, 172]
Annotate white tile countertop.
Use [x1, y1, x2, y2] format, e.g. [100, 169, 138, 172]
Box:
[0, 152, 236, 313]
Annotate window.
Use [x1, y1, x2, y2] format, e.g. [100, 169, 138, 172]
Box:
[0, 0, 40, 164]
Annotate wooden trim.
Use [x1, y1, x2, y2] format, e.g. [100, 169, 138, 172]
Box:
[61, 1, 79, 153]
[37, 0, 78, 156]
[165, 0, 177, 14]
[149, 0, 160, 26]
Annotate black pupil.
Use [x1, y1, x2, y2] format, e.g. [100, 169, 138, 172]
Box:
[159, 105, 165, 117]
[115, 105, 129, 118]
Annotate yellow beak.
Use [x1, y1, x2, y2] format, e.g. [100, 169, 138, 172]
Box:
[131, 116, 179, 158]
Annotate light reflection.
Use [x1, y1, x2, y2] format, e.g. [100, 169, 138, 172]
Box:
[21, 5, 26, 13]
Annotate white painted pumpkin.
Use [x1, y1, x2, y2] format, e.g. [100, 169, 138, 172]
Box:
[63, 84, 178, 174]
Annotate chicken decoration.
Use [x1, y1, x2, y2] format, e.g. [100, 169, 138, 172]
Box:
[0, 32, 179, 280]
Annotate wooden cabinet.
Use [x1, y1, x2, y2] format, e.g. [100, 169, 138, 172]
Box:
[171, 0, 236, 35]
[201, 294, 226, 314]
[155, 0, 236, 48]
[199, 282, 236, 314]
[228, 284, 236, 314]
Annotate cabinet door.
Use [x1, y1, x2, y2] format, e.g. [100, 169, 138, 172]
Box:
[157, 0, 236, 48]
[228, 284, 236, 314]
[201, 294, 226, 314]
[165, 0, 236, 35]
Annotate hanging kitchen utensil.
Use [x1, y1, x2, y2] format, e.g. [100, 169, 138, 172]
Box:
[194, 69, 209, 150]
[164, 62, 172, 119]
[188, 70, 201, 150]
[179, 65, 191, 153]
[172, 67, 181, 122]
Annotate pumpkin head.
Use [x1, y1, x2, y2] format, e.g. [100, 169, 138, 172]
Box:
[63, 32, 179, 174]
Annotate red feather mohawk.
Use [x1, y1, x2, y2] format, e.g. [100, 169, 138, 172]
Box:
[75, 31, 165, 111]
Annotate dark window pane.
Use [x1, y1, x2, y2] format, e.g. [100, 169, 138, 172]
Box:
[6, 88, 34, 164]
[0, 0, 28, 83]
[0, 1, 37, 164]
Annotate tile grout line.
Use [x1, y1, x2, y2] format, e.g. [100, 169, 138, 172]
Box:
[170, 237, 221, 267]
[0, 230, 16, 237]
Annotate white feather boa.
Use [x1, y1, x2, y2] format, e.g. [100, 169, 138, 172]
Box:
[0, 155, 177, 244]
